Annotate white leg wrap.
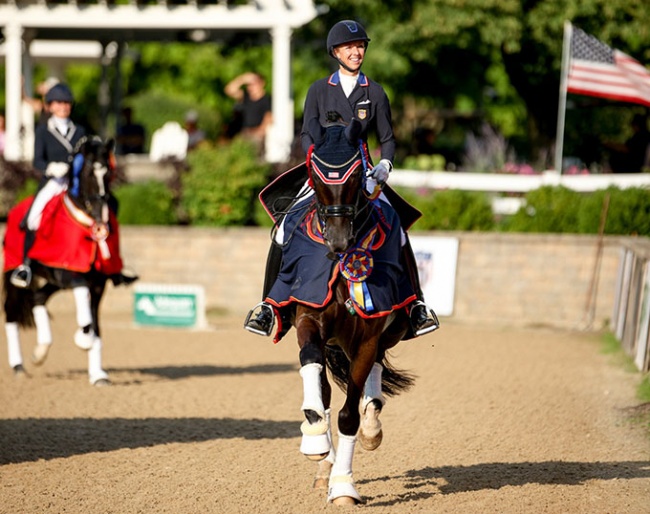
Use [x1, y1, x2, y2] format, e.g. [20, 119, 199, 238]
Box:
[362, 362, 385, 411]
[6, 322, 23, 368]
[88, 337, 109, 385]
[73, 286, 93, 328]
[73, 287, 95, 350]
[300, 363, 325, 416]
[328, 432, 361, 503]
[32, 305, 53, 345]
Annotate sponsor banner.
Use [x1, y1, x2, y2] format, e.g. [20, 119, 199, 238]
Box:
[134, 283, 206, 328]
[410, 236, 459, 317]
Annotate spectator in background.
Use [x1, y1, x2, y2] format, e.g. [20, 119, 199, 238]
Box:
[116, 107, 146, 154]
[184, 110, 206, 151]
[224, 72, 272, 155]
[605, 113, 650, 173]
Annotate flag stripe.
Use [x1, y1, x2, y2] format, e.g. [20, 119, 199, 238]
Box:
[566, 26, 650, 107]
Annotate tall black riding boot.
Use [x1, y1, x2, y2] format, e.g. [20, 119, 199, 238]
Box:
[10, 230, 36, 288]
[401, 237, 440, 336]
[244, 242, 284, 336]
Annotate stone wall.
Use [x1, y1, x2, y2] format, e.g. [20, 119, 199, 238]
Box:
[9, 226, 637, 331]
[3, 221, 647, 330]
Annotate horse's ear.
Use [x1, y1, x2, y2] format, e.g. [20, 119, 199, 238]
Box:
[345, 118, 362, 144]
[307, 117, 326, 146]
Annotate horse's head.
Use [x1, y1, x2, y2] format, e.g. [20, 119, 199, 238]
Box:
[307, 117, 367, 254]
[67, 136, 115, 237]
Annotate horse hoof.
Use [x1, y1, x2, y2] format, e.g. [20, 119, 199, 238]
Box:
[358, 428, 383, 451]
[13, 364, 28, 378]
[90, 371, 111, 386]
[305, 452, 329, 462]
[359, 401, 383, 451]
[74, 328, 94, 351]
[92, 378, 111, 387]
[32, 344, 51, 366]
[332, 496, 359, 506]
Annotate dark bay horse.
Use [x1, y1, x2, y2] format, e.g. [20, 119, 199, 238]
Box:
[272, 119, 416, 505]
[3, 136, 127, 385]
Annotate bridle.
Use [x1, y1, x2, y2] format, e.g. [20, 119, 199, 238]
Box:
[308, 139, 377, 251]
[65, 137, 114, 252]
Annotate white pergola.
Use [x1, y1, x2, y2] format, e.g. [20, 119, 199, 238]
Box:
[0, 0, 321, 163]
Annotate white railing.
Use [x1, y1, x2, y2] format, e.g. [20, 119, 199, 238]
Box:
[390, 170, 650, 214]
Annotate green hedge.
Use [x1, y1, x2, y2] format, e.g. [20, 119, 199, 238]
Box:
[181, 139, 270, 226]
[111, 149, 650, 236]
[398, 185, 650, 236]
[113, 180, 177, 225]
[399, 188, 495, 231]
[503, 186, 650, 236]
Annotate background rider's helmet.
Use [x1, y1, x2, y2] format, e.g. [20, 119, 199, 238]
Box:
[326, 20, 370, 57]
[45, 83, 75, 104]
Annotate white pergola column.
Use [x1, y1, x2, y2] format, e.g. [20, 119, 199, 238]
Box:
[265, 23, 294, 164]
[3, 22, 25, 162]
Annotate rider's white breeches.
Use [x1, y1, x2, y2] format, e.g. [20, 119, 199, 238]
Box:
[26, 178, 67, 231]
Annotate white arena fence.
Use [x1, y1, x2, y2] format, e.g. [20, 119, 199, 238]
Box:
[389, 169, 650, 215]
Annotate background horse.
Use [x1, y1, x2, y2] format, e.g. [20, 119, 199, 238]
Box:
[3, 136, 123, 386]
[275, 120, 416, 505]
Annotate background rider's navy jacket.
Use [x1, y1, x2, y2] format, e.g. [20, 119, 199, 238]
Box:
[300, 71, 396, 163]
[33, 118, 86, 175]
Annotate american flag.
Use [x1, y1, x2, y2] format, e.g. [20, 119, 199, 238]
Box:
[567, 26, 650, 107]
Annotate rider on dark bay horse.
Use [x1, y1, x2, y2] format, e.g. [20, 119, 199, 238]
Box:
[244, 20, 438, 340]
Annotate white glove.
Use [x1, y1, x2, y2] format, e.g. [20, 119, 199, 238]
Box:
[367, 159, 392, 184]
[45, 161, 69, 178]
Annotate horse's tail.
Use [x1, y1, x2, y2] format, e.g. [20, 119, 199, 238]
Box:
[324, 346, 416, 397]
[2, 272, 36, 328]
[380, 356, 416, 397]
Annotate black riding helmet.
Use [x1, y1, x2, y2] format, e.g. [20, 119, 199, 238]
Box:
[326, 20, 370, 58]
[45, 83, 74, 104]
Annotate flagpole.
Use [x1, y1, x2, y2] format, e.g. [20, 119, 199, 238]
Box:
[554, 21, 572, 174]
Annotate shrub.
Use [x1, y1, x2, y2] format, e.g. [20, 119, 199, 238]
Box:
[113, 180, 177, 225]
[502, 186, 582, 233]
[503, 185, 650, 236]
[398, 188, 495, 231]
[181, 138, 271, 226]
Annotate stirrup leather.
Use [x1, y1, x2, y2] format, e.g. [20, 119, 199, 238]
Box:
[243, 302, 275, 337]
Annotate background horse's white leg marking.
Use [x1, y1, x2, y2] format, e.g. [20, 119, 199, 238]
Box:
[31, 305, 52, 365]
[327, 432, 362, 504]
[88, 336, 109, 385]
[6, 322, 23, 369]
[73, 286, 94, 350]
[299, 363, 330, 459]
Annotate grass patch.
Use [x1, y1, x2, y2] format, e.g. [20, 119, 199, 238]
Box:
[601, 333, 650, 436]
[600, 332, 639, 372]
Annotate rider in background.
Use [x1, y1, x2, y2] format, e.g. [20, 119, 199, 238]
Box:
[10, 83, 138, 289]
[244, 19, 439, 338]
[10, 83, 86, 288]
